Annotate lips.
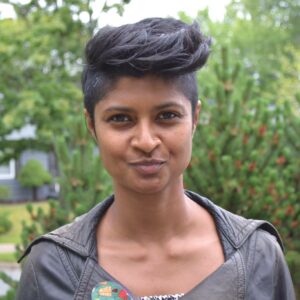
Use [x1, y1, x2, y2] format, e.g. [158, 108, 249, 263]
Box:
[128, 159, 166, 175]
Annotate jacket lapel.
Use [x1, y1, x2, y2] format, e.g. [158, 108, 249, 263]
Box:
[182, 251, 245, 300]
[74, 257, 137, 300]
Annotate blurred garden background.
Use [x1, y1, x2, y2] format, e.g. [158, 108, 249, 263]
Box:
[0, 0, 299, 298]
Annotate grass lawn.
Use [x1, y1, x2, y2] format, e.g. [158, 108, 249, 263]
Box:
[0, 252, 17, 263]
[0, 201, 49, 244]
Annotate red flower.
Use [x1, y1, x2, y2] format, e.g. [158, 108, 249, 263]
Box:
[268, 183, 276, 197]
[285, 205, 294, 216]
[259, 125, 267, 137]
[248, 187, 256, 196]
[243, 134, 249, 145]
[273, 133, 279, 145]
[235, 160, 242, 169]
[276, 156, 286, 165]
[248, 162, 256, 172]
[208, 150, 215, 161]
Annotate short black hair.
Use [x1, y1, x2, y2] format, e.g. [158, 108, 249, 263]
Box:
[82, 17, 211, 122]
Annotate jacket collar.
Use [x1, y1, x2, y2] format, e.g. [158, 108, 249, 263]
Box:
[185, 191, 283, 250]
[19, 191, 283, 262]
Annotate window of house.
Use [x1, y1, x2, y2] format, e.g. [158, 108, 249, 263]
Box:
[0, 160, 16, 179]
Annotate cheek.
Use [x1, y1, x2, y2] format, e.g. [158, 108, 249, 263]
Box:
[169, 127, 193, 161]
[95, 131, 127, 170]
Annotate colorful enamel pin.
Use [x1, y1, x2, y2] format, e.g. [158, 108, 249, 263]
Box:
[91, 281, 134, 300]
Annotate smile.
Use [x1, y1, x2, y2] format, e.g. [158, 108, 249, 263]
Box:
[128, 159, 166, 175]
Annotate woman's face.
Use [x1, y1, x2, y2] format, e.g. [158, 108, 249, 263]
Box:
[86, 76, 200, 195]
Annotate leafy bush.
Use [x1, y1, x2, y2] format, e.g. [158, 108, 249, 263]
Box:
[185, 47, 300, 251]
[18, 159, 52, 201]
[286, 251, 300, 298]
[0, 212, 12, 235]
[0, 272, 17, 300]
[0, 186, 10, 200]
[16, 117, 112, 256]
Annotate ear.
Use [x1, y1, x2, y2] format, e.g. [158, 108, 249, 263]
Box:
[192, 100, 201, 134]
[84, 109, 97, 140]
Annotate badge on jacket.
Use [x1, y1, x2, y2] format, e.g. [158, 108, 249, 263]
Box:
[91, 281, 133, 300]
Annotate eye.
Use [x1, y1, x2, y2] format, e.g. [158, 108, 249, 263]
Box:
[108, 114, 131, 123]
[157, 111, 180, 120]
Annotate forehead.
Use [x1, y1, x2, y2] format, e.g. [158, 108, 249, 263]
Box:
[98, 75, 190, 108]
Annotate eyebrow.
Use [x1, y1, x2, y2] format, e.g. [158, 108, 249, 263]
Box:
[104, 106, 134, 113]
[154, 102, 185, 110]
[104, 101, 185, 113]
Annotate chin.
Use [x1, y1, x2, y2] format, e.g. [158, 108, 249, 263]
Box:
[133, 184, 166, 195]
[120, 179, 169, 195]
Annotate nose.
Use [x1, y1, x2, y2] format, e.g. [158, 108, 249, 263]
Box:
[131, 121, 161, 154]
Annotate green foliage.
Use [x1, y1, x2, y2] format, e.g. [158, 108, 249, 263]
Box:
[0, 212, 12, 235]
[185, 46, 300, 249]
[1, 0, 298, 297]
[0, 201, 49, 244]
[0, 0, 131, 163]
[15, 199, 74, 255]
[16, 116, 112, 257]
[0, 252, 16, 263]
[18, 159, 52, 201]
[0, 1, 130, 298]
[0, 290, 15, 300]
[18, 160, 51, 188]
[55, 117, 112, 216]
[0, 271, 17, 300]
[225, 0, 300, 99]
[286, 251, 300, 298]
[180, 0, 300, 105]
[0, 185, 10, 200]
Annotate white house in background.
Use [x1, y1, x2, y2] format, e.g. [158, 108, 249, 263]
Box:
[0, 124, 58, 202]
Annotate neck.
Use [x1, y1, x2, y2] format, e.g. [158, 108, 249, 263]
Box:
[104, 180, 195, 243]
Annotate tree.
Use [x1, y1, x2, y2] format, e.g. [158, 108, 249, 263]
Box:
[18, 159, 52, 201]
[227, 0, 300, 43]
[0, 1, 130, 298]
[180, 3, 300, 293]
[53, 116, 112, 217]
[0, 0, 131, 163]
[180, 0, 300, 104]
[0, 185, 11, 200]
[16, 116, 112, 253]
[224, 0, 300, 101]
[183, 46, 300, 294]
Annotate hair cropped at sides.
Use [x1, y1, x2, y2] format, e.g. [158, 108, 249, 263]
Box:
[82, 17, 211, 121]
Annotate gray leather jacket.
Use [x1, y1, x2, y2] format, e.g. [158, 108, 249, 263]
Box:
[16, 191, 296, 300]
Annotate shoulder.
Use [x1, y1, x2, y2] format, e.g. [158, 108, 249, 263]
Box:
[48, 195, 114, 249]
[17, 196, 114, 300]
[245, 229, 295, 299]
[17, 241, 79, 300]
[22, 241, 73, 281]
[255, 228, 282, 253]
[245, 228, 284, 270]
[185, 190, 283, 250]
[19, 195, 114, 262]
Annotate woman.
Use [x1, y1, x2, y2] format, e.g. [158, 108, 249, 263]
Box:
[16, 18, 295, 300]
